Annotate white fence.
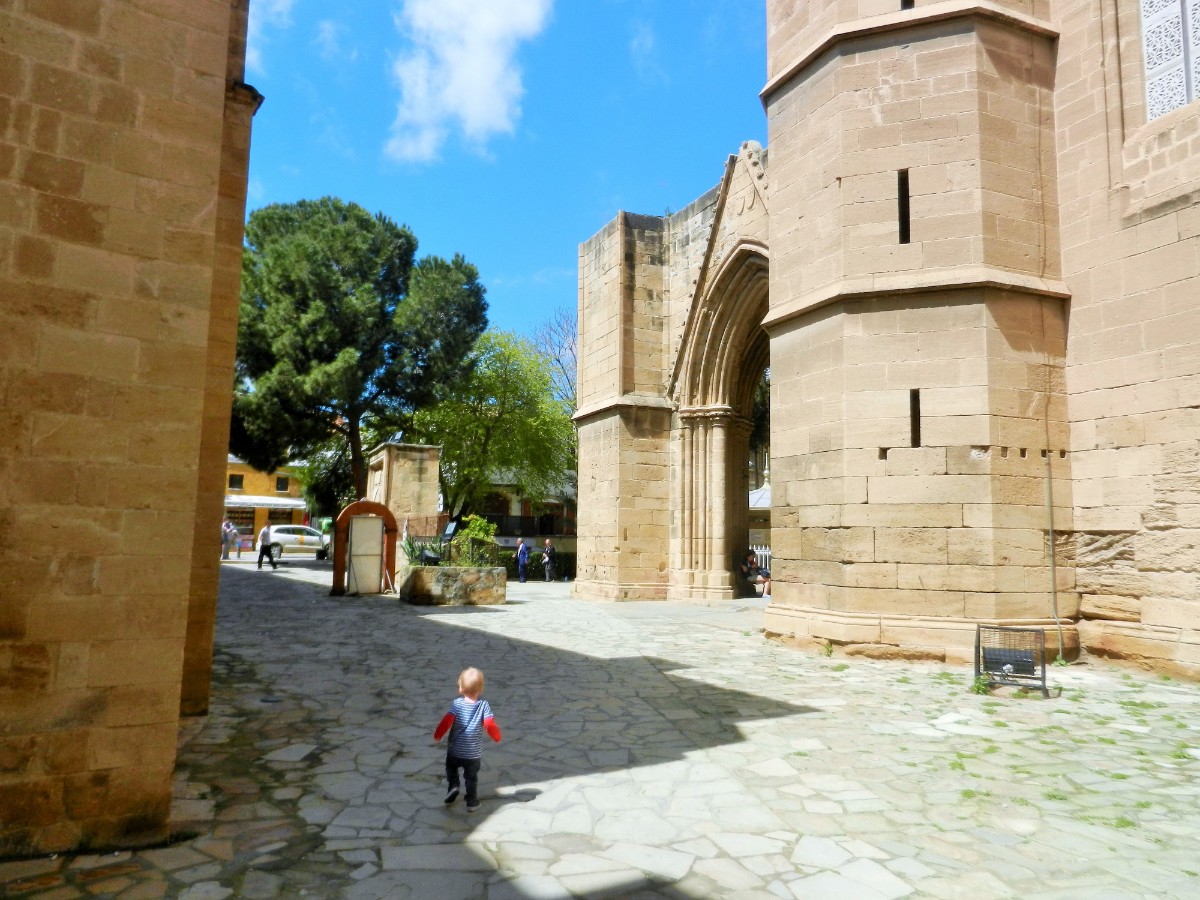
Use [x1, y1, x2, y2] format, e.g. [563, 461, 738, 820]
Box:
[750, 545, 771, 572]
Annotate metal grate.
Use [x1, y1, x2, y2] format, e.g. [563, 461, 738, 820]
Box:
[974, 625, 1049, 698]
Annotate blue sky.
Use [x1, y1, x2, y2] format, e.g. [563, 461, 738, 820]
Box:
[245, 0, 767, 335]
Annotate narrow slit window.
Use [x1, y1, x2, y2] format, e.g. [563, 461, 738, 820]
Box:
[897, 169, 911, 244]
[909, 389, 921, 448]
[901, 0, 915, 9]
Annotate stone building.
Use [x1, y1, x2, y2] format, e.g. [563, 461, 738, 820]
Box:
[577, 0, 1200, 677]
[1, 0, 255, 856]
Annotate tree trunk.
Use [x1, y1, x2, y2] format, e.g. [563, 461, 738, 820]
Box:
[349, 420, 367, 499]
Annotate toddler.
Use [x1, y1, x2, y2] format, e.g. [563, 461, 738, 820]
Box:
[433, 667, 502, 812]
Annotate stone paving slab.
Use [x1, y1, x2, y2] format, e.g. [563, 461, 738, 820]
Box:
[2, 563, 1199, 897]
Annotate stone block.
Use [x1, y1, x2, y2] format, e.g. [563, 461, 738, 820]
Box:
[397, 566, 506, 606]
[1079, 593, 1142, 622]
[1141, 597, 1200, 630]
[874, 528, 947, 564]
[867, 474, 986, 505]
[103, 684, 179, 729]
[839, 586, 966, 617]
[0, 778, 63, 828]
[87, 640, 183, 687]
[801, 527, 874, 562]
[898, 563, 996, 592]
[87, 723, 178, 771]
[840, 502, 963, 528]
[883, 446, 947, 476]
[841, 562, 898, 589]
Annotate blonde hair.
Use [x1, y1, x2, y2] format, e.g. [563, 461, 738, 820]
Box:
[458, 667, 485, 698]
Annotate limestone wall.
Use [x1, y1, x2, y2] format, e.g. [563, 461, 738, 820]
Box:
[575, 214, 672, 599]
[0, 0, 248, 855]
[367, 443, 441, 530]
[765, 12, 1062, 326]
[765, 0, 1055, 88]
[664, 185, 721, 366]
[760, 4, 1073, 656]
[1054, 0, 1200, 675]
[767, 289, 1075, 655]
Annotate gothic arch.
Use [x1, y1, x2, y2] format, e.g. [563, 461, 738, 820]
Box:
[673, 241, 770, 411]
[670, 241, 771, 599]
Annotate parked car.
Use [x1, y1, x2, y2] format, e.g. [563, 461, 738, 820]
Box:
[266, 525, 332, 561]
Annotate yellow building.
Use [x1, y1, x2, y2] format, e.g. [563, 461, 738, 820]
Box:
[223, 456, 307, 548]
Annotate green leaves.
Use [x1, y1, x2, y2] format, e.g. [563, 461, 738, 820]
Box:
[234, 197, 487, 497]
[410, 330, 575, 517]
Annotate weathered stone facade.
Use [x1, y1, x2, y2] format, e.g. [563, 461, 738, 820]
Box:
[0, 0, 253, 856]
[577, 0, 1200, 676]
[367, 441, 441, 534]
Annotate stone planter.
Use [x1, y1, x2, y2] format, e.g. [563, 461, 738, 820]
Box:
[397, 565, 506, 606]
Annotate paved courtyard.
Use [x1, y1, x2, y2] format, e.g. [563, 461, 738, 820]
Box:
[3, 561, 1199, 898]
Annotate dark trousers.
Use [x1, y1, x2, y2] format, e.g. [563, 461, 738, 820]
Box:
[257, 542, 276, 569]
[446, 754, 482, 804]
[517, 561, 527, 582]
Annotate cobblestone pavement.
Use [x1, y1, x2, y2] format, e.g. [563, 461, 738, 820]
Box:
[3, 560, 1200, 898]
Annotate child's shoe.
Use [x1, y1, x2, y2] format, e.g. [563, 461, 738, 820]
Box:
[444, 786, 459, 805]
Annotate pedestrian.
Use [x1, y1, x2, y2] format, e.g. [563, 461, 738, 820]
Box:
[515, 538, 529, 583]
[257, 523, 278, 570]
[220, 520, 235, 560]
[433, 667, 502, 813]
[541, 538, 556, 582]
[739, 549, 770, 598]
[232, 523, 242, 558]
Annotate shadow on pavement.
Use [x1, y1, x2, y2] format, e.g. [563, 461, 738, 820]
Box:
[172, 566, 815, 897]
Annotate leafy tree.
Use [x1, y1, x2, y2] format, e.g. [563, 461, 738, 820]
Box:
[409, 330, 575, 517]
[294, 436, 357, 519]
[749, 368, 770, 489]
[233, 197, 487, 498]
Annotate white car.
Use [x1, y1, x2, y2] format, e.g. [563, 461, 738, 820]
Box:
[265, 525, 331, 560]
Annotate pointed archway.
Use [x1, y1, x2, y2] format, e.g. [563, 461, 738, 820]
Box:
[670, 243, 769, 600]
[575, 141, 770, 602]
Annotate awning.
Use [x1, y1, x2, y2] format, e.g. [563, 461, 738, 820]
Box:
[225, 494, 307, 510]
[748, 483, 771, 509]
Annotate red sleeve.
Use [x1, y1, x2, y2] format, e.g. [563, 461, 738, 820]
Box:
[484, 716, 501, 742]
[433, 712, 455, 740]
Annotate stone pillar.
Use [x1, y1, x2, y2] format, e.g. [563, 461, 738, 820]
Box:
[366, 442, 441, 536]
[182, 0, 260, 716]
[575, 213, 672, 600]
[672, 409, 744, 600]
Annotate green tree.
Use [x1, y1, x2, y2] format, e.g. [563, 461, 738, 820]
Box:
[233, 197, 487, 498]
[410, 330, 575, 517]
[294, 436, 357, 519]
[749, 368, 770, 489]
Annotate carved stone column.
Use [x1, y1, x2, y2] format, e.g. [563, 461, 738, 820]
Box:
[673, 407, 744, 599]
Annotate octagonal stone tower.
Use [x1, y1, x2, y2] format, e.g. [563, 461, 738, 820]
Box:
[760, 1, 1077, 657]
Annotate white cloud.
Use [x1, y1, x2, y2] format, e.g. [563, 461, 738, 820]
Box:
[386, 0, 554, 163]
[629, 20, 667, 84]
[246, 0, 295, 75]
[315, 19, 358, 63]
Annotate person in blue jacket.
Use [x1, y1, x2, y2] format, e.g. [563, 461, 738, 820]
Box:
[515, 538, 529, 582]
